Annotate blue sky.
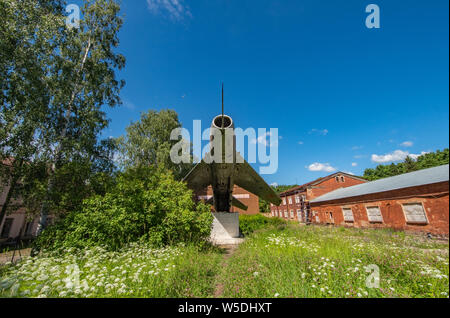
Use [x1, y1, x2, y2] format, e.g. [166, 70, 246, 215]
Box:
[91, 0, 448, 186]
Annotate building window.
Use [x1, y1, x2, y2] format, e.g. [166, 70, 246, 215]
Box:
[342, 208, 354, 222]
[366, 206, 383, 223]
[301, 195, 306, 201]
[402, 203, 428, 224]
[1, 218, 14, 238]
[24, 221, 34, 236]
[284, 210, 288, 218]
[290, 210, 294, 218]
[335, 176, 339, 182]
[288, 197, 292, 204]
[275, 210, 278, 217]
[295, 196, 300, 204]
[282, 198, 286, 205]
[341, 176, 345, 182]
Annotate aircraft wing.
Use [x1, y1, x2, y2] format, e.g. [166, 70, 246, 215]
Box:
[231, 196, 248, 211]
[234, 153, 282, 206]
[183, 160, 211, 191]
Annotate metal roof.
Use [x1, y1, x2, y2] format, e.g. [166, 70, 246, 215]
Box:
[310, 164, 449, 204]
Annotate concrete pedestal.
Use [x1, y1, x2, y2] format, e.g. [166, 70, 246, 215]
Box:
[210, 212, 244, 245]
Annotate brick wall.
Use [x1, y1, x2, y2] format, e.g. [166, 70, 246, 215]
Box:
[197, 185, 260, 215]
[310, 182, 449, 236]
[308, 175, 367, 200]
[270, 173, 367, 221]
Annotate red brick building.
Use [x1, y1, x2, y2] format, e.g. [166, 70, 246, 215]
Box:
[197, 185, 260, 215]
[270, 172, 367, 222]
[309, 165, 449, 236]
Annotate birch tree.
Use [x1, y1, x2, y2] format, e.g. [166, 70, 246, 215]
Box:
[35, 0, 125, 235]
[0, 0, 125, 233]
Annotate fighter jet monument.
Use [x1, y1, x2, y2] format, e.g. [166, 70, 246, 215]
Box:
[183, 85, 282, 244]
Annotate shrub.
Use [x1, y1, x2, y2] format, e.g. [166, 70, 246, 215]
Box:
[239, 214, 286, 236]
[34, 166, 213, 251]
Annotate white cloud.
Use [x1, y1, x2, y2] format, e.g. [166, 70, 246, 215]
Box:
[309, 129, 329, 136]
[400, 141, 414, 147]
[270, 182, 278, 187]
[147, 0, 192, 21]
[123, 99, 135, 110]
[298, 141, 304, 145]
[351, 162, 358, 167]
[307, 162, 336, 172]
[251, 132, 278, 147]
[371, 150, 428, 163]
[409, 151, 429, 160]
[351, 146, 363, 151]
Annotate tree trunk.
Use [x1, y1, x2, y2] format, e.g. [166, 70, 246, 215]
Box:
[35, 38, 92, 237]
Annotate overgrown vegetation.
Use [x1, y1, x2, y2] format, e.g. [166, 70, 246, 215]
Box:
[33, 166, 213, 251]
[2, 225, 448, 298]
[216, 225, 449, 298]
[363, 149, 449, 181]
[239, 214, 287, 236]
[1, 244, 222, 298]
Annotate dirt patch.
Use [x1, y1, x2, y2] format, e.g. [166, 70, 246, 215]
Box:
[213, 244, 239, 297]
[0, 248, 31, 265]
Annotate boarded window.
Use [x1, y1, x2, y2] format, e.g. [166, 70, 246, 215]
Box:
[366, 206, 383, 223]
[342, 208, 354, 222]
[403, 203, 428, 224]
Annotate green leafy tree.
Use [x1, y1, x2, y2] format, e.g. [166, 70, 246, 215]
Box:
[363, 149, 449, 181]
[0, 0, 65, 226]
[259, 184, 297, 213]
[34, 166, 213, 251]
[1, 0, 125, 233]
[116, 109, 194, 180]
[33, 0, 125, 235]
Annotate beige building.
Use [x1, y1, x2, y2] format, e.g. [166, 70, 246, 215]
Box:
[0, 160, 40, 244]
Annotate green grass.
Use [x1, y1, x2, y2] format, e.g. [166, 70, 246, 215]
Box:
[0, 243, 223, 298]
[216, 225, 449, 298]
[1, 225, 448, 298]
